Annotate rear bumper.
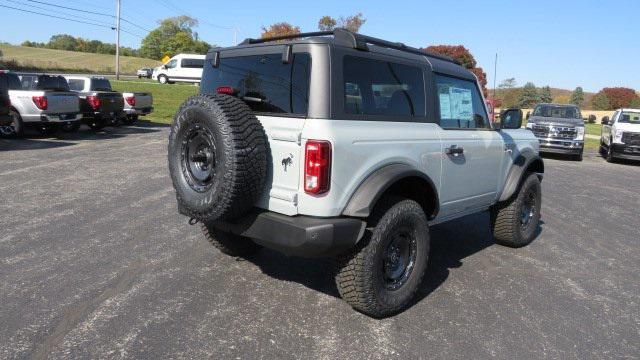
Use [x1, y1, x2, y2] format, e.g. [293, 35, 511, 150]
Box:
[82, 111, 124, 120]
[213, 211, 366, 258]
[22, 113, 82, 123]
[611, 144, 640, 160]
[124, 107, 153, 116]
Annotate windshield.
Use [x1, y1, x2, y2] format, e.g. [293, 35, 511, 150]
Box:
[532, 105, 581, 119]
[619, 111, 640, 124]
[91, 79, 112, 91]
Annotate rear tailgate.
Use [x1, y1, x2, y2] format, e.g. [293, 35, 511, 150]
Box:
[98, 92, 125, 113]
[45, 92, 79, 114]
[130, 92, 152, 110]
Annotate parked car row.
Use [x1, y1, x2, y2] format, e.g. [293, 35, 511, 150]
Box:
[0, 71, 153, 137]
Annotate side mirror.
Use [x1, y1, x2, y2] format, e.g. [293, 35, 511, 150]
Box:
[601, 116, 609, 125]
[500, 108, 523, 129]
[162, 65, 168, 70]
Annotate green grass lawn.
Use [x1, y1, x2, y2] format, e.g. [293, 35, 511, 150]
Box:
[111, 80, 198, 124]
[0, 44, 160, 74]
[585, 123, 602, 136]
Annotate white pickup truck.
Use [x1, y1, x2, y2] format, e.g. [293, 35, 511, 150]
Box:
[600, 108, 640, 162]
[121, 91, 153, 125]
[3, 72, 81, 137]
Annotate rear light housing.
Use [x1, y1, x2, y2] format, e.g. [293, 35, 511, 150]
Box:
[86, 95, 101, 110]
[304, 140, 331, 194]
[32, 96, 48, 110]
[216, 86, 236, 95]
[125, 96, 136, 106]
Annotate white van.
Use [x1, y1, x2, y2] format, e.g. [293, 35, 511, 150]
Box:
[152, 54, 206, 84]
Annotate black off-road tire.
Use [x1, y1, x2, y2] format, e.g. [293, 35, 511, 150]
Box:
[200, 221, 262, 256]
[335, 197, 430, 318]
[168, 94, 267, 221]
[491, 172, 541, 248]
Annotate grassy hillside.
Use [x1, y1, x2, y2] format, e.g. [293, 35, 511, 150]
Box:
[0, 44, 160, 74]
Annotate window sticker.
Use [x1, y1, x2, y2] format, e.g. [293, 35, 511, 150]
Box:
[449, 87, 473, 120]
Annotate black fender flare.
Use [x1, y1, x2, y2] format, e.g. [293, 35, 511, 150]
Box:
[498, 149, 544, 202]
[342, 163, 439, 219]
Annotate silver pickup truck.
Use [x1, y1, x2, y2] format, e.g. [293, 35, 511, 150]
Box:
[121, 91, 153, 125]
[3, 72, 81, 137]
[525, 103, 585, 161]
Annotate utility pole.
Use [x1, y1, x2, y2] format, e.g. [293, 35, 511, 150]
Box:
[115, 0, 121, 80]
[233, 27, 238, 46]
[492, 52, 498, 100]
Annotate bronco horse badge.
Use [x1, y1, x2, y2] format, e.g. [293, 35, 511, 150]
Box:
[281, 153, 294, 172]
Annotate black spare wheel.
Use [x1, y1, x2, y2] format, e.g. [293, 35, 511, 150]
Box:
[168, 94, 267, 221]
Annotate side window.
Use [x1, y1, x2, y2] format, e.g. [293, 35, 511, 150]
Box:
[435, 74, 489, 129]
[343, 56, 425, 119]
[7, 74, 21, 90]
[181, 58, 204, 68]
[166, 59, 178, 69]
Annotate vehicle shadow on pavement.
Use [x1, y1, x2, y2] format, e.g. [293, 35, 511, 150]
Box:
[0, 138, 76, 151]
[243, 210, 544, 305]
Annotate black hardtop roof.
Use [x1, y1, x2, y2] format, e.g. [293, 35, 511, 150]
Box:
[208, 29, 476, 81]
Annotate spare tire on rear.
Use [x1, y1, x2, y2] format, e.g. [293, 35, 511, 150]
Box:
[168, 94, 267, 221]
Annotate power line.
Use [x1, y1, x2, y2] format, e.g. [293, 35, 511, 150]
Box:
[21, 0, 151, 33]
[0, 3, 144, 39]
[7, 0, 114, 27]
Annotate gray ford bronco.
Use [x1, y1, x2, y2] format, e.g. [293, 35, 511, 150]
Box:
[168, 29, 544, 317]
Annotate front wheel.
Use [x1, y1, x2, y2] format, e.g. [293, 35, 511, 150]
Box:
[606, 142, 616, 163]
[491, 172, 542, 248]
[158, 75, 168, 84]
[335, 197, 430, 318]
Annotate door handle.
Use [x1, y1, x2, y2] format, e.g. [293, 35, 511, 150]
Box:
[445, 145, 464, 156]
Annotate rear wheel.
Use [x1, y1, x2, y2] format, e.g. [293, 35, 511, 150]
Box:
[335, 197, 430, 317]
[87, 119, 106, 131]
[121, 115, 138, 125]
[36, 124, 57, 136]
[61, 122, 81, 133]
[491, 173, 541, 248]
[3, 110, 24, 138]
[200, 221, 262, 256]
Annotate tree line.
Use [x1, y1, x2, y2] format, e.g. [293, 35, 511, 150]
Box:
[495, 78, 640, 110]
[21, 34, 141, 58]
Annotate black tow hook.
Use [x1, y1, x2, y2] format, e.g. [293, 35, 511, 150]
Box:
[188, 217, 199, 226]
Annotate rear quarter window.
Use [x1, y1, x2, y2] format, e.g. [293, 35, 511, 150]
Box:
[202, 53, 311, 116]
[181, 58, 205, 68]
[342, 55, 426, 120]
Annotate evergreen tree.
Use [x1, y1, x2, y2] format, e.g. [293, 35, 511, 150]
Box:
[518, 82, 541, 108]
[540, 86, 553, 103]
[591, 92, 610, 110]
[570, 87, 584, 106]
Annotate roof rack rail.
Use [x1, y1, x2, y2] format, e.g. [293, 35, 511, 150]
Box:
[240, 29, 460, 65]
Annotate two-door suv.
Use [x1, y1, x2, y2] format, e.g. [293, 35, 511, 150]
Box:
[168, 30, 544, 317]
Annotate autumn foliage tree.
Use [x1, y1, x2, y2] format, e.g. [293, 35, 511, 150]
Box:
[423, 45, 488, 96]
[598, 87, 639, 109]
[317, 13, 367, 33]
[261, 22, 301, 39]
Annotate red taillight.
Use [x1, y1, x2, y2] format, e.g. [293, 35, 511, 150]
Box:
[216, 86, 236, 95]
[304, 140, 331, 194]
[86, 95, 101, 110]
[32, 96, 48, 110]
[125, 96, 136, 106]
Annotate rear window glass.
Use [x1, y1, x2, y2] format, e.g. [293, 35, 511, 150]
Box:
[181, 58, 205, 68]
[68, 79, 85, 91]
[343, 56, 425, 119]
[91, 79, 112, 91]
[203, 53, 310, 115]
[2, 73, 22, 90]
[532, 104, 581, 119]
[35, 76, 70, 91]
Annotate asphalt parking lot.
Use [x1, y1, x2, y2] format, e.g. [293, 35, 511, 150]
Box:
[1, 124, 639, 359]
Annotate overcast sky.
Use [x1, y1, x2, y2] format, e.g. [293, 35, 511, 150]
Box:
[0, 0, 638, 92]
